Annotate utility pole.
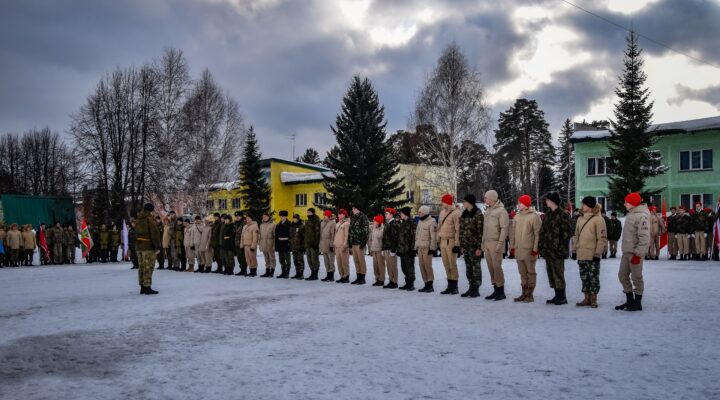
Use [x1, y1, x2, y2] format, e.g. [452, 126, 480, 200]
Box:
[289, 133, 296, 160]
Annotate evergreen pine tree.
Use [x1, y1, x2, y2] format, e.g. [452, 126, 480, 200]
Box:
[537, 165, 556, 207]
[324, 76, 406, 215]
[239, 126, 271, 221]
[606, 30, 665, 213]
[490, 152, 513, 206]
[296, 148, 321, 165]
[557, 118, 576, 205]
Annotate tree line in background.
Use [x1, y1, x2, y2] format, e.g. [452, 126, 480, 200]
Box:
[1, 30, 660, 221]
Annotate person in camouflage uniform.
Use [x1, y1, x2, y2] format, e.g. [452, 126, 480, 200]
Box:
[381, 208, 400, 289]
[573, 196, 607, 309]
[459, 194, 483, 298]
[64, 224, 78, 264]
[290, 214, 305, 279]
[304, 208, 321, 281]
[49, 222, 65, 264]
[211, 213, 223, 273]
[538, 192, 572, 305]
[153, 216, 165, 268]
[675, 207, 692, 260]
[233, 211, 248, 275]
[174, 218, 186, 270]
[396, 207, 416, 291]
[220, 215, 235, 275]
[109, 223, 120, 262]
[692, 203, 710, 261]
[349, 206, 369, 285]
[98, 224, 110, 263]
[606, 212, 622, 258]
[275, 211, 292, 279]
[135, 203, 161, 294]
[166, 211, 179, 270]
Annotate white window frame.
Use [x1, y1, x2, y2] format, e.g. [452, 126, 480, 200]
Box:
[679, 149, 713, 171]
[218, 199, 227, 210]
[295, 193, 307, 207]
[314, 192, 326, 206]
[206, 199, 214, 210]
[596, 196, 607, 212]
[680, 193, 712, 209]
[231, 198, 240, 209]
[587, 157, 609, 176]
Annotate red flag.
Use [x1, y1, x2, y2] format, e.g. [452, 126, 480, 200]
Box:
[38, 226, 50, 264]
[80, 220, 93, 258]
[715, 201, 720, 248]
[660, 200, 668, 249]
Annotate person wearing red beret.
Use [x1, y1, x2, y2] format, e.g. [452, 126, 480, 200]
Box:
[511, 195, 541, 303]
[616, 192, 650, 312]
[319, 210, 337, 281]
[368, 215, 386, 286]
[437, 193, 461, 295]
[381, 208, 400, 288]
[333, 209, 351, 283]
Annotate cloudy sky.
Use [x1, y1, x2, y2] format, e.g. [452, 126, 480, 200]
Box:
[1, 0, 719, 158]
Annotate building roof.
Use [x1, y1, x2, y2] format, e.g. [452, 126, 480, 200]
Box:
[280, 171, 335, 184]
[570, 115, 720, 142]
[258, 158, 329, 172]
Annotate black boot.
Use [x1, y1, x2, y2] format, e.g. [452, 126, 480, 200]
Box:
[441, 280, 458, 295]
[351, 275, 361, 285]
[293, 268, 304, 280]
[553, 288, 568, 305]
[305, 270, 318, 281]
[357, 273, 366, 285]
[235, 266, 246, 276]
[383, 281, 398, 289]
[372, 279, 384, 287]
[322, 271, 334, 282]
[260, 268, 270, 277]
[546, 288, 559, 304]
[493, 286, 506, 301]
[336, 275, 349, 283]
[419, 281, 433, 293]
[265, 268, 275, 278]
[615, 292, 634, 310]
[248, 268, 257, 277]
[626, 294, 642, 311]
[141, 286, 158, 295]
[404, 279, 415, 291]
[485, 285, 498, 300]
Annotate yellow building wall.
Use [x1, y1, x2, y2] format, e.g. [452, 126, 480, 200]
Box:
[396, 164, 454, 214]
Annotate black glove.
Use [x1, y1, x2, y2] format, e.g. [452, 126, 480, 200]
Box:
[412, 250, 418, 256]
[428, 249, 434, 255]
[251, 248, 256, 252]
[592, 256, 601, 263]
[390, 248, 396, 254]
[452, 246, 460, 254]
[329, 246, 334, 253]
[190, 246, 195, 251]
[571, 253, 577, 260]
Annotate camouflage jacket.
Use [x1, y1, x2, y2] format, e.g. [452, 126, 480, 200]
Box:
[382, 218, 400, 252]
[396, 218, 416, 257]
[134, 211, 161, 251]
[127, 227, 136, 250]
[348, 212, 369, 247]
[174, 224, 184, 248]
[606, 218, 622, 241]
[538, 207, 572, 260]
[64, 229, 78, 247]
[290, 221, 305, 252]
[110, 229, 120, 248]
[99, 229, 110, 249]
[304, 214, 321, 250]
[459, 206, 483, 250]
[692, 210, 710, 232]
[234, 221, 244, 248]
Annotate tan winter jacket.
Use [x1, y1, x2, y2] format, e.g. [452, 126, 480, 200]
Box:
[438, 207, 460, 246]
[241, 221, 259, 249]
[482, 200, 509, 251]
[162, 224, 171, 248]
[320, 219, 336, 254]
[649, 213, 666, 236]
[185, 223, 203, 248]
[622, 205, 651, 257]
[510, 209, 541, 260]
[199, 224, 213, 252]
[259, 221, 275, 253]
[21, 229, 36, 250]
[333, 219, 350, 249]
[415, 216, 438, 250]
[573, 205, 608, 261]
[7, 230, 22, 250]
[368, 224, 384, 252]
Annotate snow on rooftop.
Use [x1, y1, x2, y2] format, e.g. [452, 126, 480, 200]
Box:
[280, 171, 335, 183]
[204, 180, 240, 190]
[571, 115, 720, 141]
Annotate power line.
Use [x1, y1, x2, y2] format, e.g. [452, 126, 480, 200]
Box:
[559, 0, 720, 70]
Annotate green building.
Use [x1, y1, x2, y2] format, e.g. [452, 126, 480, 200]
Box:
[570, 116, 720, 212]
[0, 194, 75, 227]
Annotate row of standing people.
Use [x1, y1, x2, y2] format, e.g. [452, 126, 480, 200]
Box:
[0, 222, 79, 266]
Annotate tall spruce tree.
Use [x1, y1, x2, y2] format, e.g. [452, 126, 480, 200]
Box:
[239, 126, 271, 221]
[324, 76, 406, 215]
[557, 118, 576, 205]
[296, 148, 321, 165]
[606, 30, 665, 213]
[490, 152, 513, 206]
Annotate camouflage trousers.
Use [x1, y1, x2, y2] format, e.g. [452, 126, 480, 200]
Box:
[292, 251, 305, 275]
[578, 259, 600, 294]
[545, 258, 566, 289]
[306, 248, 320, 271]
[399, 255, 415, 286]
[463, 248, 482, 286]
[137, 250, 157, 287]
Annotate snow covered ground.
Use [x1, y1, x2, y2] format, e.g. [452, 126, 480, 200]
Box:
[1, 253, 719, 400]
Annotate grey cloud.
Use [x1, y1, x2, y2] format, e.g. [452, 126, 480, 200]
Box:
[670, 84, 720, 109]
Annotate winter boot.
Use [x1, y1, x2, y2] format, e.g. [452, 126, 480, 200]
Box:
[141, 286, 158, 295]
[514, 286, 527, 302]
[493, 285, 506, 301]
[553, 288, 568, 305]
[576, 292, 591, 307]
[669, 255, 677, 260]
[322, 271, 334, 282]
[461, 284, 478, 298]
[419, 281, 434, 293]
[626, 294, 642, 311]
[467, 284, 480, 298]
[248, 268, 257, 277]
[404, 279, 415, 292]
[351, 275, 361, 285]
[372, 279, 384, 287]
[336, 275, 349, 283]
[305, 270, 319, 281]
[260, 268, 270, 277]
[523, 287, 535, 303]
[546, 288, 559, 304]
[485, 285, 498, 300]
[293, 268, 304, 280]
[383, 281, 398, 289]
[440, 280, 458, 295]
[615, 292, 634, 310]
[358, 274, 366, 285]
[589, 293, 599, 308]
